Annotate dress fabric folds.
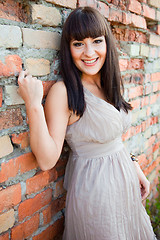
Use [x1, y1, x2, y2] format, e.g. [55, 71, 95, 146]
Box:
[62, 87, 156, 240]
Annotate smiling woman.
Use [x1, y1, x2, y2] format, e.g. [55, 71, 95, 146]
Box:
[17, 6, 157, 240]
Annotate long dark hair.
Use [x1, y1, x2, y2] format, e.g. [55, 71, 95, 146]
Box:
[60, 7, 132, 116]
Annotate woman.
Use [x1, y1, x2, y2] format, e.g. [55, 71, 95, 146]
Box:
[18, 6, 156, 240]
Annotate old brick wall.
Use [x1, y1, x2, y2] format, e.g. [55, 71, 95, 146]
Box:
[0, 0, 159, 239]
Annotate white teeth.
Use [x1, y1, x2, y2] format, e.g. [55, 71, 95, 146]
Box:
[83, 58, 97, 64]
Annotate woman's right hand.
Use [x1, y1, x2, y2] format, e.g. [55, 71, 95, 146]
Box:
[18, 70, 43, 108]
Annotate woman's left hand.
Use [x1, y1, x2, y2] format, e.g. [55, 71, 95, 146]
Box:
[133, 161, 150, 201]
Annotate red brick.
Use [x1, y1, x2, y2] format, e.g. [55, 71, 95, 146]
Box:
[153, 83, 160, 92]
[141, 96, 149, 107]
[54, 178, 66, 198]
[129, 0, 142, 14]
[0, 158, 19, 183]
[33, 217, 64, 240]
[148, 136, 156, 146]
[0, 183, 21, 213]
[42, 195, 65, 225]
[128, 59, 144, 70]
[11, 214, 39, 240]
[156, 24, 160, 35]
[151, 72, 160, 82]
[0, 87, 2, 107]
[150, 94, 159, 104]
[131, 14, 147, 29]
[97, 1, 109, 18]
[18, 189, 52, 221]
[17, 152, 38, 174]
[122, 12, 132, 25]
[138, 154, 148, 169]
[128, 85, 143, 99]
[0, 0, 28, 23]
[130, 98, 141, 109]
[112, 28, 147, 43]
[144, 85, 152, 95]
[143, 159, 159, 176]
[42, 81, 55, 97]
[0, 232, 9, 240]
[108, 8, 123, 23]
[26, 169, 58, 195]
[0, 55, 22, 77]
[142, 4, 156, 19]
[122, 128, 131, 141]
[11, 132, 29, 149]
[119, 59, 128, 71]
[0, 108, 23, 131]
[153, 142, 160, 152]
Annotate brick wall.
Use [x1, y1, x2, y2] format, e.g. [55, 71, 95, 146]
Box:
[0, 0, 159, 239]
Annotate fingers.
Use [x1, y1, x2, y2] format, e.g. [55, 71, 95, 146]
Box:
[18, 69, 30, 84]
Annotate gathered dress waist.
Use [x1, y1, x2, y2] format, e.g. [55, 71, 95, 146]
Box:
[71, 137, 124, 159]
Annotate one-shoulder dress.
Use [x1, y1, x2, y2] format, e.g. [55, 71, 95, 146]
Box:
[62, 87, 156, 240]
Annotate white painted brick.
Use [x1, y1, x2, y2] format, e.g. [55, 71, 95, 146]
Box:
[0, 25, 22, 48]
[32, 4, 61, 26]
[148, 0, 160, 8]
[46, 0, 76, 9]
[0, 209, 15, 234]
[5, 86, 24, 106]
[140, 44, 149, 57]
[22, 28, 60, 50]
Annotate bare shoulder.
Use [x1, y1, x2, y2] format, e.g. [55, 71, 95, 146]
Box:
[47, 80, 67, 98]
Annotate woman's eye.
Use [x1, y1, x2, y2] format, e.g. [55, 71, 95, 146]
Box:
[94, 39, 103, 44]
[73, 42, 83, 47]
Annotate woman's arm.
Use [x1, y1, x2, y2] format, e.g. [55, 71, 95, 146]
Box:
[18, 70, 70, 171]
[133, 161, 150, 201]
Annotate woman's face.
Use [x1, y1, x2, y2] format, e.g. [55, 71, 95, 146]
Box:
[70, 36, 107, 79]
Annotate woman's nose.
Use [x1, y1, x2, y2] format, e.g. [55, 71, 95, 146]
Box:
[84, 44, 95, 57]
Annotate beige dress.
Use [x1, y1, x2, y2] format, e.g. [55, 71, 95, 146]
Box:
[62, 86, 156, 240]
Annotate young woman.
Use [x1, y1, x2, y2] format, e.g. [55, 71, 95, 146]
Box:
[18, 6, 156, 240]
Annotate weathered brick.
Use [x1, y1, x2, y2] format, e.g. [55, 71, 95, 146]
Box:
[128, 85, 143, 99]
[31, 4, 61, 27]
[130, 98, 141, 109]
[0, 55, 22, 77]
[119, 59, 128, 71]
[0, 0, 28, 23]
[112, 28, 147, 43]
[18, 188, 52, 221]
[11, 132, 29, 149]
[140, 44, 149, 57]
[5, 85, 24, 106]
[97, 1, 109, 18]
[33, 217, 64, 240]
[42, 195, 65, 225]
[26, 58, 50, 76]
[148, 0, 160, 8]
[0, 108, 23, 131]
[142, 4, 156, 19]
[150, 93, 159, 104]
[128, 59, 144, 70]
[0, 232, 9, 240]
[131, 14, 147, 29]
[17, 152, 38, 174]
[46, 0, 76, 9]
[156, 24, 160, 35]
[0, 87, 2, 107]
[0, 25, 22, 48]
[0, 184, 21, 213]
[22, 28, 60, 50]
[0, 135, 13, 158]
[129, 0, 142, 15]
[149, 33, 160, 46]
[0, 209, 15, 234]
[122, 12, 132, 25]
[54, 178, 65, 198]
[11, 214, 39, 240]
[144, 85, 152, 95]
[141, 96, 149, 107]
[26, 169, 58, 195]
[109, 8, 123, 23]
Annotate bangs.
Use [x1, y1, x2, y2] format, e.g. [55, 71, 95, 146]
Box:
[64, 7, 106, 41]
